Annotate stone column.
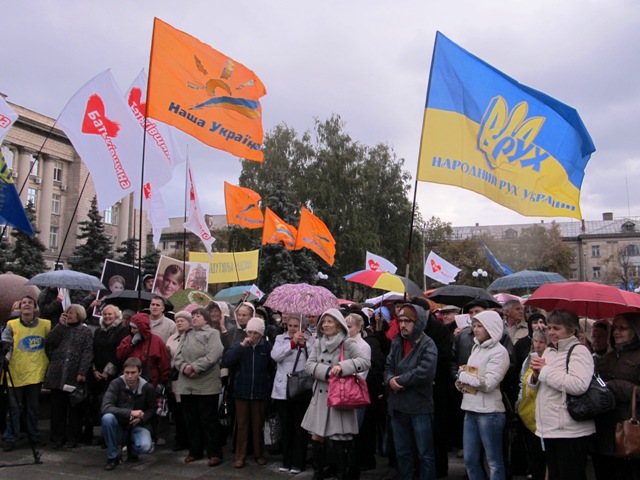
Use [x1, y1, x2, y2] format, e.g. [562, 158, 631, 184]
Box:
[39, 155, 55, 247]
[16, 147, 33, 204]
[118, 193, 131, 242]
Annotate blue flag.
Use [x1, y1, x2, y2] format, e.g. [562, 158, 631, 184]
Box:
[480, 240, 513, 276]
[417, 32, 595, 219]
[0, 152, 34, 236]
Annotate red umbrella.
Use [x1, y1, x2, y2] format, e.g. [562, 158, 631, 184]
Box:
[525, 282, 640, 318]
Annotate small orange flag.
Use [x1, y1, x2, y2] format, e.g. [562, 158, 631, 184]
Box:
[224, 182, 263, 228]
[262, 207, 297, 250]
[147, 18, 266, 161]
[294, 206, 336, 266]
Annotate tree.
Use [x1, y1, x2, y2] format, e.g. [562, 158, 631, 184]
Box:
[69, 196, 113, 277]
[10, 202, 48, 278]
[116, 238, 139, 266]
[0, 234, 11, 273]
[141, 247, 161, 276]
[604, 243, 640, 289]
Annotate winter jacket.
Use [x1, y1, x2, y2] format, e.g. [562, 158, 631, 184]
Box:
[223, 335, 273, 400]
[150, 315, 177, 344]
[528, 336, 595, 439]
[101, 375, 156, 430]
[173, 325, 224, 396]
[44, 322, 93, 391]
[116, 314, 170, 386]
[301, 309, 371, 439]
[270, 331, 315, 400]
[384, 303, 438, 416]
[457, 310, 510, 414]
[593, 318, 640, 455]
[93, 317, 129, 377]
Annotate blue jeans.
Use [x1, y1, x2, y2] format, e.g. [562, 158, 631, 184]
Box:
[463, 411, 505, 480]
[390, 410, 435, 480]
[101, 413, 152, 460]
[3, 383, 42, 443]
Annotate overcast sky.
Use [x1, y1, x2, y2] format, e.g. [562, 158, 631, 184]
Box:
[2, 0, 639, 228]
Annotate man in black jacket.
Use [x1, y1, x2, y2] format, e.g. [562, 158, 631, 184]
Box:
[101, 357, 156, 471]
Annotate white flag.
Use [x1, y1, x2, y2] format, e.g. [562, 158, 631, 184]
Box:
[57, 70, 142, 210]
[135, 182, 170, 248]
[184, 158, 215, 255]
[0, 96, 18, 145]
[424, 251, 461, 285]
[249, 284, 264, 300]
[126, 70, 185, 187]
[365, 251, 397, 274]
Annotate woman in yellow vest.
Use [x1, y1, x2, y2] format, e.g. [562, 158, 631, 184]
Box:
[1, 295, 51, 452]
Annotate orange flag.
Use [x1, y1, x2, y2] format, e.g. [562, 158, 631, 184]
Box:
[147, 18, 266, 161]
[294, 206, 336, 266]
[224, 182, 263, 228]
[262, 207, 297, 250]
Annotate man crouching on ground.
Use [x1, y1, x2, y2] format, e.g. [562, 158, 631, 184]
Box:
[101, 357, 156, 471]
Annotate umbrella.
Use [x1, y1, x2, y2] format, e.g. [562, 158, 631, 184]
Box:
[169, 288, 214, 311]
[365, 291, 405, 305]
[487, 270, 568, 292]
[494, 293, 524, 305]
[344, 270, 423, 297]
[26, 270, 106, 291]
[427, 285, 502, 309]
[213, 285, 257, 304]
[102, 290, 174, 312]
[264, 283, 339, 316]
[525, 282, 640, 319]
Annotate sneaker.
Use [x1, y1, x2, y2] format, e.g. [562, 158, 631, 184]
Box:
[104, 457, 120, 471]
[290, 467, 302, 474]
[279, 466, 290, 472]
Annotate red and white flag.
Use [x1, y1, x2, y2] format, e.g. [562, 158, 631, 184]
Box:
[249, 284, 264, 300]
[136, 182, 170, 248]
[184, 158, 215, 255]
[57, 70, 141, 210]
[424, 251, 461, 285]
[365, 251, 397, 274]
[0, 96, 18, 145]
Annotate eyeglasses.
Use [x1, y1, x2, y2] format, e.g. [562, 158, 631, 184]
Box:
[398, 319, 415, 325]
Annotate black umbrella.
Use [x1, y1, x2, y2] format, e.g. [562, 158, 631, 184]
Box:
[427, 285, 501, 309]
[102, 290, 174, 312]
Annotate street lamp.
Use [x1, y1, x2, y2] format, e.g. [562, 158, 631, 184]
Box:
[472, 268, 488, 287]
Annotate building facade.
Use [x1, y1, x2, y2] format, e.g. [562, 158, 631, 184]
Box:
[1, 98, 149, 269]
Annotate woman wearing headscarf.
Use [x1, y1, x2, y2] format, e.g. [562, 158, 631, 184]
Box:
[592, 312, 640, 480]
[528, 309, 595, 480]
[223, 317, 273, 468]
[302, 309, 371, 480]
[44, 304, 94, 448]
[173, 308, 224, 466]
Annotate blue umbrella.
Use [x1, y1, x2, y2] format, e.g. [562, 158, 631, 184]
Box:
[487, 270, 567, 292]
[213, 285, 257, 304]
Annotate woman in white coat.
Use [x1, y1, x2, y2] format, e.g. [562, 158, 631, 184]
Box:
[528, 309, 595, 480]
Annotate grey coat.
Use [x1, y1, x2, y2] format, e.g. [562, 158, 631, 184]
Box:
[301, 309, 371, 439]
[173, 325, 223, 396]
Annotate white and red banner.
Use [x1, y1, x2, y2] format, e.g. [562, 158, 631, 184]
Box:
[136, 182, 170, 247]
[184, 158, 215, 255]
[424, 251, 461, 285]
[249, 284, 264, 300]
[365, 251, 397, 274]
[0, 96, 18, 145]
[57, 70, 142, 210]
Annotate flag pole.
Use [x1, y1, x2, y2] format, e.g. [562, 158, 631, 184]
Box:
[55, 173, 91, 266]
[182, 148, 189, 289]
[404, 33, 439, 297]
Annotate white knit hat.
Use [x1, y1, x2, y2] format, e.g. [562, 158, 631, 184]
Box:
[246, 317, 265, 336]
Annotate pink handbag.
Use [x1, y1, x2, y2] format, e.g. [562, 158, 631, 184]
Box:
[327, 343, 370, 409]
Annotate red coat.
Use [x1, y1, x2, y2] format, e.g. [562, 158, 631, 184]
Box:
[116, 313, 170, 386]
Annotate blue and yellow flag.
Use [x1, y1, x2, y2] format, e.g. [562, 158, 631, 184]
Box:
[418, 32, 595, 219]
[0, 153, 34, 236]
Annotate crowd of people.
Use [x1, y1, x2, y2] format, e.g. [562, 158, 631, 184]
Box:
[0, 288, 639, 480]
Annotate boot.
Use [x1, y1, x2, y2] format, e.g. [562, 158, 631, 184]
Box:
[334, 440, 354, 480]
[311, 440, 326, 480]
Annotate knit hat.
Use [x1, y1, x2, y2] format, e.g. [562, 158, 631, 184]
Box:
[174, 310, 192, 324]
[398, 305, 418, 323]
[246, 317, 265, 336]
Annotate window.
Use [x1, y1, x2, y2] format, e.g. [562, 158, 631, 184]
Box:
[30, 155, 39, 176]
[104, 207, 113, 224]
[53, 160, 63, 182]
[592, 267, 601, 279]
[27, 188, 37, 207]
[623, 244, 640, 257]
[592, 245, 601, 257]
[51, 194, 61, 215]
[622, 222, 636, 233]
[1, 146, 13, 170]
[49, 226, 59, 249]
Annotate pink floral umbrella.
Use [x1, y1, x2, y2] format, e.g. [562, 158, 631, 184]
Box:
[264, 283, 339, 316]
